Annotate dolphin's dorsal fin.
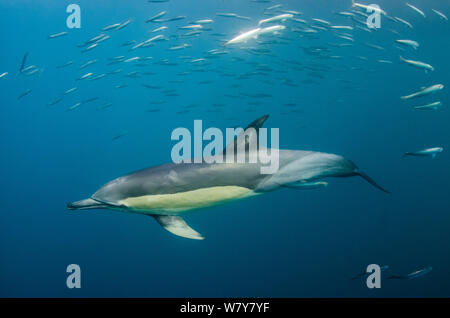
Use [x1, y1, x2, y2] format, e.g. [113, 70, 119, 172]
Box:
[223, 114, 269, 159]
[150, 215, 204, 240]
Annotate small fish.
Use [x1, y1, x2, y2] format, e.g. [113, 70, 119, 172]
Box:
[394, 17, 413, 28]
[151, 26, 168, 32]
[48, 32, 68, 39]
[413, 101, 442, 110]
[432, 9, 448, 21]
[395, 39, 419, 50]
[96, 35, 110, 43]
[20, 65, 36, 73]
[352, 265, 390, 280]
[150, 100, 166, 105]
[190, 58, 206, 63]
[57, 61, 74, 68]
[330, 25, 354, 30]
[102, 23, 121, 31]
[85, 33, 106, 44]
[77, 72, 93, 80]
[216, 13, 239, 18]
[402, 147, 443, 158]
[19, 52, 29, 72]
[312, 18, 331, 26]
[281, 10, 302, 16]
[80, 59, 98, 69]
[169, 43, 191, 50]
[178, 24, 203, 30]
[400, 56, 433, 72]
[352, 10, 369, 18]
[336, 34, 354, 42]
[145, 34, 166, 44]
[63, 87, 77, 95]
[406, 3, 426, 18]
[66, 102, 82, 112]
[142, 84, 162, 89]
[401, 84, 444, 100]
[120, 40, 136, 47]
[107, 69, 122, 75]
[0, 72, 8, 78]
[112, 132, 128, 141]
[365, 43, 384, 50]
[18, 89, 32, 99]
[82, 43, 98, 52]
[181, 30, 202, 37]
[258, 14, 293, 25]
[146, 11, 167, 23]
[82, 97, 99, 104]
[352, 1, 387, 15]
[265, 4, 282, 11]
[389, 266, 433, 280]
[335, 11, 355, 17]
[24, 68, 41, 77]
[167, 16, 186, 22]
[195, 19, 213, 24]
[47, 98, 62, 106]
[130, 42, 145, 50]
[92, 74, 106, 80]
[98, 102, 113, 110]
[126, 71, 142, 78]
[124, 57, 141, 63]
[115, 19, 132, 30]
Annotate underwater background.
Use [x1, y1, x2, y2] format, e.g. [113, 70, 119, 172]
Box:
[0, 0, 449, 297]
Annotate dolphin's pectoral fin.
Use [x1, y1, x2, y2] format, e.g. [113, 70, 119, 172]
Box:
[150, 215, 204, 240]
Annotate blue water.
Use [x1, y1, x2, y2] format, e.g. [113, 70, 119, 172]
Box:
[1, 0, 449, 297]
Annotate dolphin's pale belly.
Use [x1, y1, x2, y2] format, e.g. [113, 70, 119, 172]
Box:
[117, 185, 258, 214]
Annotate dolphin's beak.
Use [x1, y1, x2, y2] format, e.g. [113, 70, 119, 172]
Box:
[67, 198, 106, 210]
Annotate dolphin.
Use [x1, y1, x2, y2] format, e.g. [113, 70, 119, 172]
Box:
[351, 265, 390, 280]
[402, 147, 443, 158]
[388, 266, 433, 280]
[67, 115, 389, 240]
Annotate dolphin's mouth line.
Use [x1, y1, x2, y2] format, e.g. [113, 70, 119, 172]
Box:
[90, 197, 129, 210]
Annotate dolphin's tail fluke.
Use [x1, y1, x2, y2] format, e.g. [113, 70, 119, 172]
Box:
[67, 198, 107, 210]
[355, 171, 390, 194]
